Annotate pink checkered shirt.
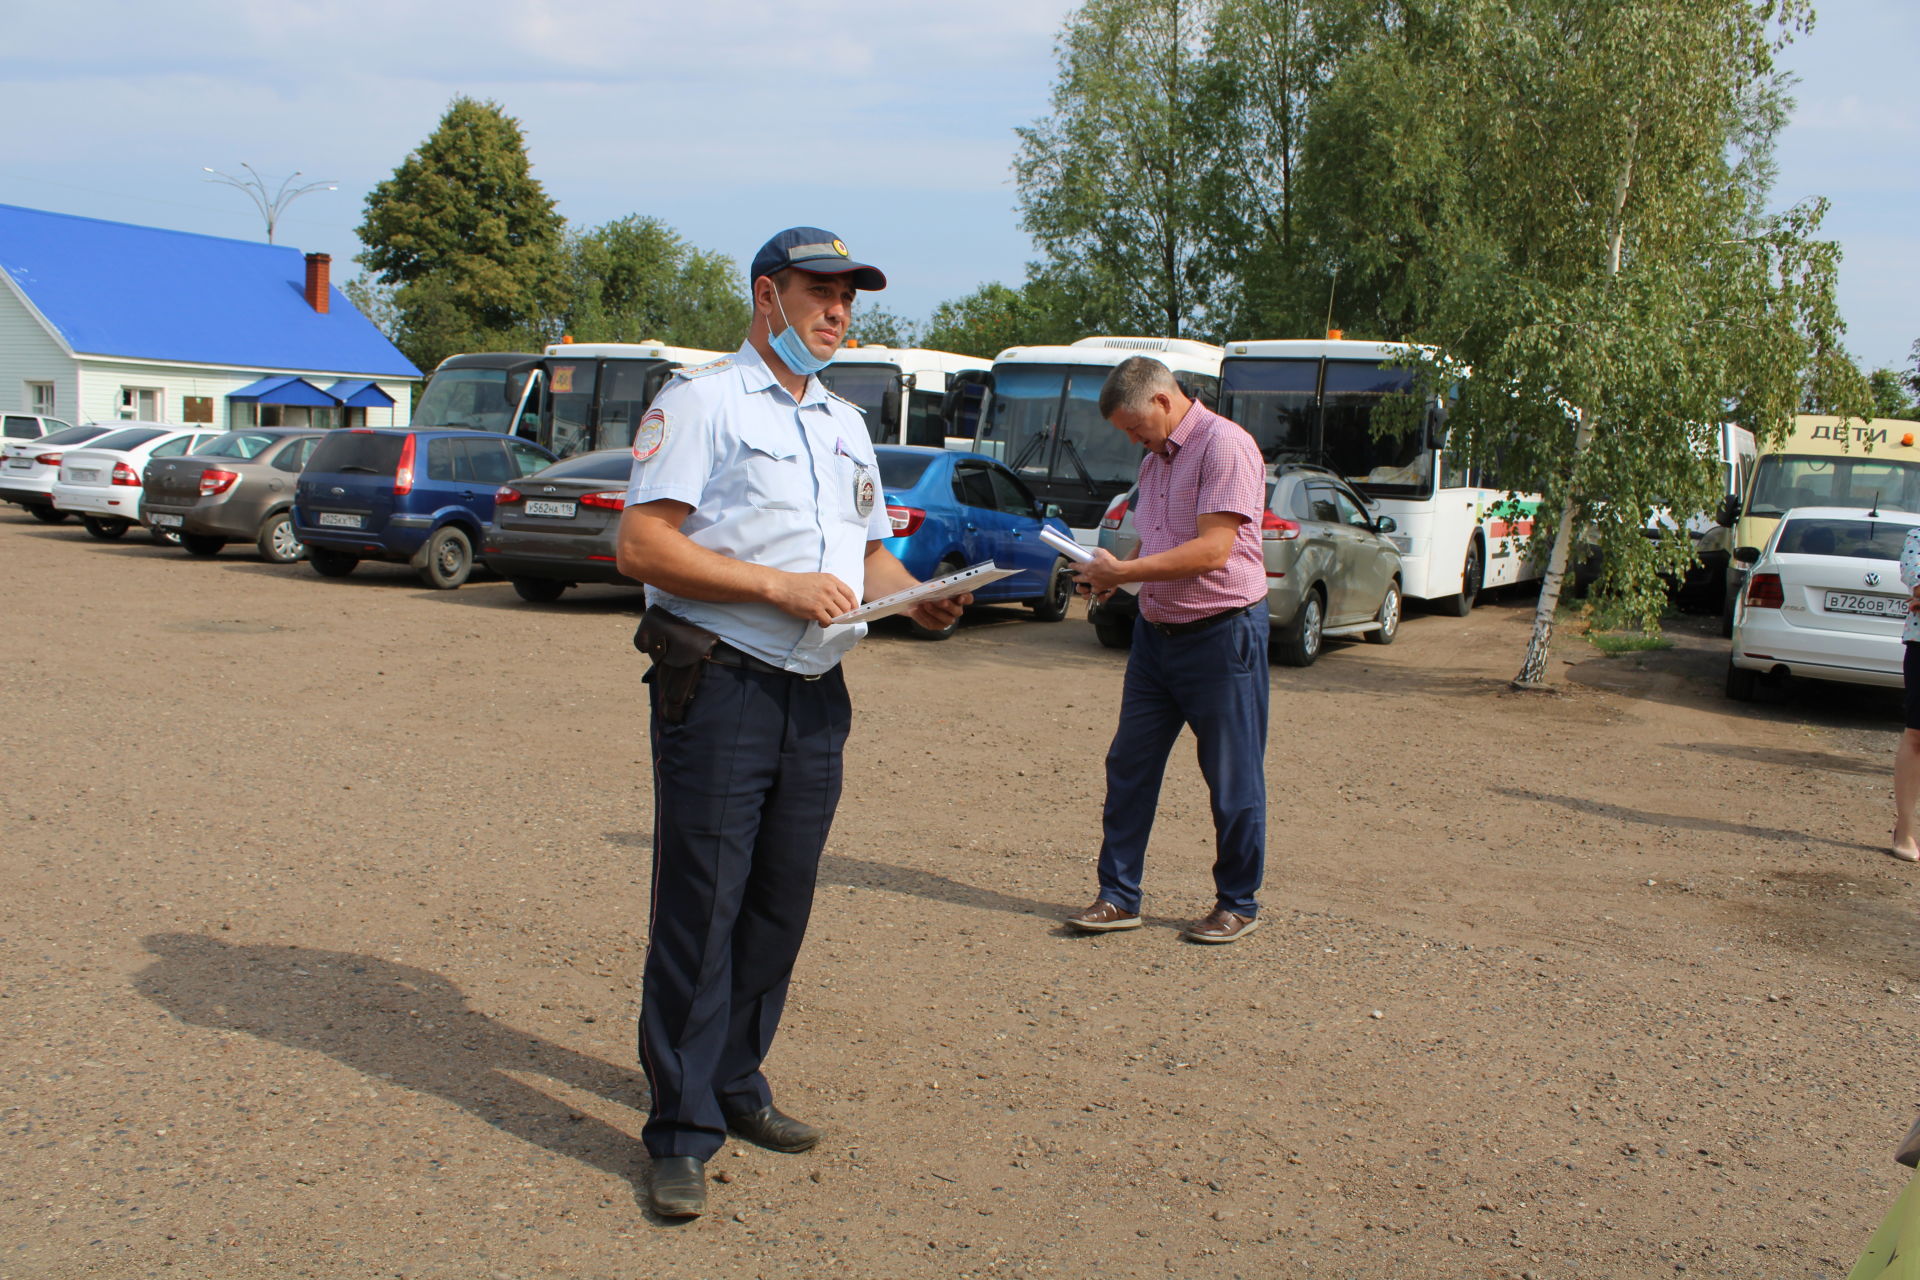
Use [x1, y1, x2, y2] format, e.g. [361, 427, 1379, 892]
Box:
[1132, 400, 1268, 624]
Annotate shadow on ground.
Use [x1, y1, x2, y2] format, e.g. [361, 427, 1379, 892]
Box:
[134, 934, 647, 1186]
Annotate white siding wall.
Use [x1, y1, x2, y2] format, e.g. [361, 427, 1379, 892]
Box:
[0, 285, 79, 419]
[73, 361, 416, 428]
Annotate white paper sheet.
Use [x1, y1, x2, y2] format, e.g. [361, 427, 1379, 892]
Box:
[829, 561, 1021, 625]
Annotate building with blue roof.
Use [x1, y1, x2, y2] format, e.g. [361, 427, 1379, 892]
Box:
[0, 203, 418, 431]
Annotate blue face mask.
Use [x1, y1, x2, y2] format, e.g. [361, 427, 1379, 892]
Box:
[768, 286, 832, 376]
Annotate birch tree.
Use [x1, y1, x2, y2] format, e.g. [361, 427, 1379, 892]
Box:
[1303, 0, 1866, 686]
[1017, 0, 1221, 338]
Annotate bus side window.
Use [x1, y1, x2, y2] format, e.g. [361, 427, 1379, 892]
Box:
[1441, 445, 1473, 490]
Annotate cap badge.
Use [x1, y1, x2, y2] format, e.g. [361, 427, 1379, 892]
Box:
[832, 239, 848, 256]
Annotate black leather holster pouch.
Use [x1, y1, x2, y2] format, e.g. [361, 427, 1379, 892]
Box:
[633, 606, 720, 725]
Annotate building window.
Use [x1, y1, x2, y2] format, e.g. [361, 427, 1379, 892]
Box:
[120, 387, 163, 420]
[183, 395, 213, 424]
[26, 382, 54, 416]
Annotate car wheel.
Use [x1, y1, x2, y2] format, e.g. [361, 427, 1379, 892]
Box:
[1366, 579, 1402, 645]
[26, 504, 68, 524]
[1725, 660, 1759, 701]
[180, 533, 226, 557]
[1093, 616, 1135, 649]
[1273, 589, 1325, 667]
[1027, 556, 1072, 622]
[1437, 540, 1482, 617]
[417, 525, 474, 589]
[907, 558, 966, 640]
[81, 516, 130, 540]
[256, 511, 303, 564]
[307, 547, 359, 578]
[512, 577, 567, 604]
[148, 526, 182, 547]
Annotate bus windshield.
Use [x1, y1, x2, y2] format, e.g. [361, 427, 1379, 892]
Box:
[1747, 454, 1920, 518]
[415, 367, 516, 432]
[1221, 357, 1433, 497]
[978, 362, 1141, 529]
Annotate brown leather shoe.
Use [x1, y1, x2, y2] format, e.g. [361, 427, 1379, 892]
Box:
[1066, 899, 1142, 932]
[1183, 907, 1259, 943]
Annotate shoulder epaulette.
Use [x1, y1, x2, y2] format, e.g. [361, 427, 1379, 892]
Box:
[673, 357, 733, 381]
[823, 387, 867, 414]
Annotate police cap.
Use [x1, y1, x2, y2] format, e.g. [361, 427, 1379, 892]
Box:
[751, 227, 886, 292]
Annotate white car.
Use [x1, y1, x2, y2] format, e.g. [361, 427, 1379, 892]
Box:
[1726, 505, 1920, 700]
[0, 423, 119, 522]
[50, 425, 222, 540]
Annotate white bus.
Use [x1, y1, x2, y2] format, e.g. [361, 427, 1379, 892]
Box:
[524, 340, 730, 457]
[817, 344, 993, 449]
[969, 336, 1224, 538]
[1219, 338, 1542, 613]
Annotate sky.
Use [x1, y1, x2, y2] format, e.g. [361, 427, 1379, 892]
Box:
[1, 0, 1911, 373]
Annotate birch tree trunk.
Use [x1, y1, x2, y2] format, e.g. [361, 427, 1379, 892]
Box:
[1512, 124, 1637, 689]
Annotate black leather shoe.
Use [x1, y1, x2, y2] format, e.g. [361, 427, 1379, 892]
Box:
[726, 1103, 821, 1153]
[648, 1155, 706, 1218]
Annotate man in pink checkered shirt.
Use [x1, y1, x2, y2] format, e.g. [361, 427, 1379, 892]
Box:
[1068, 356, 1271, 944]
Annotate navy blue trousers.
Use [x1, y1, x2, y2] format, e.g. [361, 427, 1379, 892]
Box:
[1096, 606, 1270, 917]
[639, 660, 850, 1159]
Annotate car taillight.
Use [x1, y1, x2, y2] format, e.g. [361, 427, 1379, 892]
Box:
[394, 434, 416, 496]
[496, 486, 522, 504]
[1262, 510, 1300, 541]
[199, 469, 239, 497]
[111, 461, 141, 487]
[580, 490, 627, 510]
[886, 504, 925, 536]
[1745, 573, 1784, 608]
[35, 452, 62, 466]
[1099, 494, 1129, 530]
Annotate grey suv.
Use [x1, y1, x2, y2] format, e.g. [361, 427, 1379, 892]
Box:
[1089, 465, 1404, 666]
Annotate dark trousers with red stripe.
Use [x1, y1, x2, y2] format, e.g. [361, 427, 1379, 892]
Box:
[639, 660, 850, 1159]
[1095, 606, 1270, 917]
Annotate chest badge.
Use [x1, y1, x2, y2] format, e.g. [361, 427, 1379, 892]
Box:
[854, 467, 876, 518]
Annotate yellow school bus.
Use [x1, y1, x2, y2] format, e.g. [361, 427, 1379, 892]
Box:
[1723, 415, 1920, 626]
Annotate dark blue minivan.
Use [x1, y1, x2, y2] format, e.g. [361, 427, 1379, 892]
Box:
[292, 429, 556, 587]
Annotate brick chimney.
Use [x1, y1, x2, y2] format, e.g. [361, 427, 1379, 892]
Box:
[304, 252, 331, 314]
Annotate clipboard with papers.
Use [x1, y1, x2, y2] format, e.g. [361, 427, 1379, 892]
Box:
[829, 561, 1021, 625]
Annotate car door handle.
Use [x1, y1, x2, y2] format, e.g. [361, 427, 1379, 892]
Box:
[965, 522, 977, 531]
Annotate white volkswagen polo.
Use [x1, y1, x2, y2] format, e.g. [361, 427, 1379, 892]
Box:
[50, 424, 221, 540]
[1727, 505, 1920, 700]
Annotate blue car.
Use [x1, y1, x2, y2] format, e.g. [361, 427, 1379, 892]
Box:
[293, 428, 556, 588]
[876, 445, 1076, 639]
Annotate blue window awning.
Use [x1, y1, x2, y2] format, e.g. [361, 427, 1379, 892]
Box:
[228, 375, 340, 407]
[326, 379, 396, 408]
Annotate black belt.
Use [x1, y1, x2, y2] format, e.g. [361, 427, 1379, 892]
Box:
[1147, 604, 1257, 637]
[707, 640, 824, 681]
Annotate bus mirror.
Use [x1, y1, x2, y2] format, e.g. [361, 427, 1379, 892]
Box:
[1716, 494, 1741, 526]
[881, 378, 903, 432]
[1375, 515, 1397, 534]
[1734, 546, 1759, 566]
[941, 368, 994, 429]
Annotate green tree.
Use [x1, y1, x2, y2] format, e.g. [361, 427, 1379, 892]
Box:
[1867, 367, 1920, 420]
[919, 277, 1095, 357]
[356, 97, 565, 369]
[1017, 0, 1221, 338]
[557, 216, 748, 352]
[846, 307, 920, 349]
[1302, 0, 1867, 686]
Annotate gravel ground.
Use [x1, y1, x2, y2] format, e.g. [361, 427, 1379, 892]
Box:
[2, 505, 1916, 1280]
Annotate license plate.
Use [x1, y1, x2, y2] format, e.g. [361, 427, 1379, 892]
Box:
[1824, 590, 1907, 618]
[5, 459, 28, 470]
[525, 499, 577, 518]
[149, 512, 184, 527]
[317, 512, 364, 529]
[71, 469, 98, 481]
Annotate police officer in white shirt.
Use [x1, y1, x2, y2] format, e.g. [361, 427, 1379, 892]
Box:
[615, 228, 967, 1219]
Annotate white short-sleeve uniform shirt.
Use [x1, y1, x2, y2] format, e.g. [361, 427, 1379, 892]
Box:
[623, 341, 892, 676]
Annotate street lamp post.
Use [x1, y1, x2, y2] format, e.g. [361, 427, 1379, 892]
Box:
[202, 164, 337, 244]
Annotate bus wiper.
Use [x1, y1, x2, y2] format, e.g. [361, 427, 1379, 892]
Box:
[1055, 431, 1100, 497]
[1008, 429, 1048, 474]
